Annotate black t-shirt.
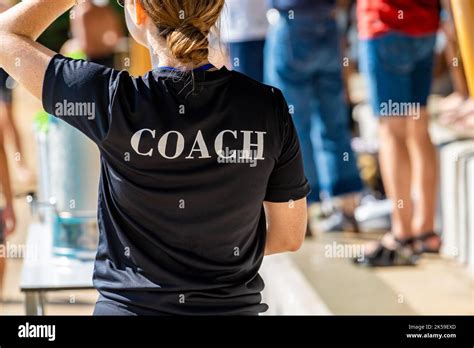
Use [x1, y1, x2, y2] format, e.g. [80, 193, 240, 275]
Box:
[42, 55, 310, 315]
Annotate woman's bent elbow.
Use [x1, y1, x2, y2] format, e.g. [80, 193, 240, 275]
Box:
[286, 231, 305, 252]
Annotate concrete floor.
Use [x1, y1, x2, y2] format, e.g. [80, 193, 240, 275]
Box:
[292, 232, 474, 315]
[2, 228, 473, 315]
[1, 86, 473, 316]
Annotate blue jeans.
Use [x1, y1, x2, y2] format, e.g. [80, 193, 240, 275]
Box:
[228, 40, 265, 82]
[359, 32, 436, 116]
[264, 12, 362, 202]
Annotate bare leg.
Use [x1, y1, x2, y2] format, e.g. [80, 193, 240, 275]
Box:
[334, 192, 360, 215]
[407, 108, 440, 249]
[356, 117, 414, 260]
[378, 118, 413, 240]
[0, 103, 21, 156]
[443, 41, 469, 102]
[0, 102, 32, 183]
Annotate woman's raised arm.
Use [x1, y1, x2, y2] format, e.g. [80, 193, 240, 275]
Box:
[0, 0, 76, 99]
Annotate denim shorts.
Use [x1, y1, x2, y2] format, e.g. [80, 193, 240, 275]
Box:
[359, 32, 436, 116]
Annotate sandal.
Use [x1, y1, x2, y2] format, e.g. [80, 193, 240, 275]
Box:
[353, 234, 419, 267]
[413, 231, 441, 254]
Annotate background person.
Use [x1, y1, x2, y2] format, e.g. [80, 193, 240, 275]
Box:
[437, 0, 470, 117]
[0, 126, 16, 299]
[438, 0, 474, 131]
[355, 0, 442, 266]
[64, 0, 123, 67]
[265, 0, 363, 234]
[220, 0, 269, 82]
[0, 0, 32, 184]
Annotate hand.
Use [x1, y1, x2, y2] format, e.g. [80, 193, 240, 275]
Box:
[2, 204, 16, 238]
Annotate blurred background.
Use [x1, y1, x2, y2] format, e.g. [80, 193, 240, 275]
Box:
[0, 0, 473, 315]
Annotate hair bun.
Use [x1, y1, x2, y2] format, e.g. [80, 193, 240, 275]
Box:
[140, 0, 225, 65]
[166, 22, 209, 65]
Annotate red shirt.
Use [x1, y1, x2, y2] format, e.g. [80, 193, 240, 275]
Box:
[357, 0, 440, 39]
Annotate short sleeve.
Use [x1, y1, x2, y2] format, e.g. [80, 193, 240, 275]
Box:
[42, 54, 126, 144]
[265, 90, 311, 202]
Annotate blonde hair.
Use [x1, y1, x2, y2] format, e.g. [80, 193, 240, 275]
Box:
[140, 0, 225, 65]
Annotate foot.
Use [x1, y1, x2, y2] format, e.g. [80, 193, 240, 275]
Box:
[412, 231, 442, 254]
[354, 233, 418, 267]
[452, 109, 474, 132]
[317, 210, 359, 233]
[361, 233, 403, 254]
[440, 97, 474, 126]
[438, 92, 466, 114]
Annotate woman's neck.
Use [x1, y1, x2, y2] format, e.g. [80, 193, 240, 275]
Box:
[150, 51, 210, 71]
[146, 32, 210, 71]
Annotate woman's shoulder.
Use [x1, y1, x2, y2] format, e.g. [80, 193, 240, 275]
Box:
[229, 70, 283, 101]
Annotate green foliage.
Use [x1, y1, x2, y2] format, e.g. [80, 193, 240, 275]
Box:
[37, 12, 71, 52]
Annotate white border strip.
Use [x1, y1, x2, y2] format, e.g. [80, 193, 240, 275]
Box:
[260, 254, 331, 315]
